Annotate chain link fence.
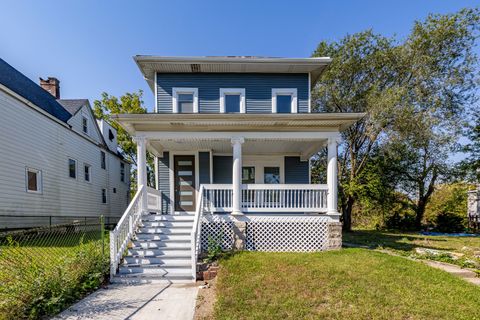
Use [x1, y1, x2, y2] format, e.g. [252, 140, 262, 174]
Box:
[0, 215, 112, 319]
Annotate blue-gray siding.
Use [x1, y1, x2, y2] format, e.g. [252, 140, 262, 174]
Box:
[284, 157, 309, 184]
[157, 152, 170, 214]
[213, 156, 232, 183]
[156, 73, 309, 113]
[199, 152, 211, 184]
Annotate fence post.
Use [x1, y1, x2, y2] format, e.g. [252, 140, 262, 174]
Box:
[100, 215, 105, 257]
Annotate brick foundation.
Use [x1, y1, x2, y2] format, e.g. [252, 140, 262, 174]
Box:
[327, 221, 342, 250]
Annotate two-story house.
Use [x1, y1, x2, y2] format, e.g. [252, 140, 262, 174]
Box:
[109, 56, 364, 283]
[0, 58, 130, 230]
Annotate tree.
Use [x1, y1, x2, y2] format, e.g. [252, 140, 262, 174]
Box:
[312, 31, 399, 231]
[93, 91, 155, 190]
[311, 8, 479, 230]
[458, 112, 480, 182]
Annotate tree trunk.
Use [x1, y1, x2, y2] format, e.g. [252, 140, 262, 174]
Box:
[342, 196, 355, 232]
[414, 198, 427, 230]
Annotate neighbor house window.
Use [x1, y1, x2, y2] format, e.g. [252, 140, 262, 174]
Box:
[82, 116, 88, 134]
[26, 167, 42, 193]
[84, 164, 91, 182]
[172, 88, 198, 113]
[264, 167, 280, 184]
[101, 151, 106, 169]
[220, 88, 246, 113]
[102, 189, 107, 204]
[120, 162, 125, 182]
[68, 159, 77, 179]
[272, 88, 298, 113]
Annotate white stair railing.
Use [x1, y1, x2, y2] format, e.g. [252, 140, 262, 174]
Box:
[191, 185, 205, 280]
[110, 185, 145, 280]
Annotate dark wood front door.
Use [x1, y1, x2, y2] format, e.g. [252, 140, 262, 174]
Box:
[174, 155, 196, 212]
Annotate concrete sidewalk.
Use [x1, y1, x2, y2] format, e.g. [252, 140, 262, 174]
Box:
[54, 281, 198, 320]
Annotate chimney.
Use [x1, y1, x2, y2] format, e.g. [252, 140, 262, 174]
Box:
[39, 77, 60, 99]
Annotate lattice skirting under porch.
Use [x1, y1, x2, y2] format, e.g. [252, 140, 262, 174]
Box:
[199, 214, 341, 253]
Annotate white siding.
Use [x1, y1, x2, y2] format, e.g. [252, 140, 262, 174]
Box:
[0, 90, 130, 229]
[67, 105, 103, 144]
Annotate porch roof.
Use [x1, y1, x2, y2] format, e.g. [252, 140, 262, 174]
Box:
[113, 113, 364, 159]
[112, 113, 365, 135]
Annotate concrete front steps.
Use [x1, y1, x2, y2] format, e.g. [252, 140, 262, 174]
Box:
[111, 213, 195, 284]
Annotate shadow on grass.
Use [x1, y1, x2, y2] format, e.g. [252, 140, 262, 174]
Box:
[342, 230, 459, 252]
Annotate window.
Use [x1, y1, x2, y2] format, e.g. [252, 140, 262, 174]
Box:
[113, 187, 117, 193]
[242, 167, 255, 184]
[25, 167, 42, 193]
[102, 188, 107, 204]
[220, 88, 246, 113]
[120, 162, 125, 182]
[264, 167, 280, 184]
[68, 159, 77, 179]
[82, 116, 88, 134]
[101, 151, 106, 169]
[272, 88, 298, 113]
[84, 164, 91, 182]
[172, 88, 198, 113]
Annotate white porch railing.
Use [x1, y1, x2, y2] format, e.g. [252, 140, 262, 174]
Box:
[146, 186, 162, 212]
[191, 185, 205, 280]
[110, 185, 145, 280]
[203, 184, 328, 212]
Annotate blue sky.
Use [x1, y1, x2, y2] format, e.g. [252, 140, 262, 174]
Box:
[0, 0, 478, 111]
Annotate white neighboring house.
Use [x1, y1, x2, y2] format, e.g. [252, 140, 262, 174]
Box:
[0, 58, 130, 230]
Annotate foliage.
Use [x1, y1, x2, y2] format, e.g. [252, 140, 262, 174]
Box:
[424, 183, 469, 232]
[458, 112, 480, 182]
[93, 91, 155, 190]
[312, 8, 480, 230]
[214, 250, 480, 319]
[204, 234, 224, 263]
[0, 228, 109, 319]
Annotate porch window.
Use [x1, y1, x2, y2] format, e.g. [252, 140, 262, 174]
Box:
[172, 88, 198, 113]
[26, 167, 42, 193]
[220, 88, 246, 113]
[68, 159, 77, 179]
[264, 167, 280, 184]
[272, 88, 298, 113]
[242, 167, 255, 184]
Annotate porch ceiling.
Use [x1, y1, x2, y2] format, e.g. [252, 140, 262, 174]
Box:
[148, 138, 326, 159]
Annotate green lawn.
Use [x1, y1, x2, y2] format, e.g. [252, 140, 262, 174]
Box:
[214, 249, 480, 320]
[343, 230, 480, 268]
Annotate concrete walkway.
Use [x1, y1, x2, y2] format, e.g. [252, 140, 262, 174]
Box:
[54, 281, 199, 320]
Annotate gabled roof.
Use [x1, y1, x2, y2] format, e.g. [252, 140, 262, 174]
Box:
[0, 58, 72, 123]
[57, 99, 89, 115]
[134, 56, 332, 92]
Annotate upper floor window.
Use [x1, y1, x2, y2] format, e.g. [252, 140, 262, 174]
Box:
[84, 163, 91, 182]
[101, 151, 106, 170]
[220, 88, 246, 113]
[82, 116, 88, 134]
[68, 159, 77, 179]
[26, 167, 42, 193]
[272, 88, 298, 113]
[120, 162, 125, 182]
[172, 88, 198, 113]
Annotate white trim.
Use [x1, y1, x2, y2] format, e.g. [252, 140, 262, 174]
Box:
[154, 155, 159, 190]
[272, 88, 298, 114]
[219, 88, 246, 113]
[209, 150, 213, 183]
[154, 72, 158, 113]
[308, 73, 311, 113]
[139, 131, 341, 140]
[172, 87, 199, 113]
[169, 151, 200, 214]
[25, 167, 42, 194]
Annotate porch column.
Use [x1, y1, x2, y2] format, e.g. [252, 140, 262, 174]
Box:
[231, 137, 245, 215]
[327, 137, 339, 215]
[134, 135, 148, 213]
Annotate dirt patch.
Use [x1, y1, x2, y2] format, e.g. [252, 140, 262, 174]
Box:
[194, 278, 217, 320]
